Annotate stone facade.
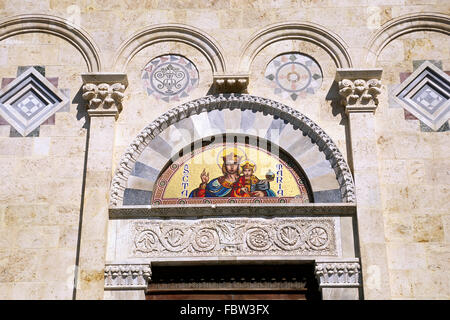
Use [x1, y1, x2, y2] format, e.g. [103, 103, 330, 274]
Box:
[0, 0, 448, 300]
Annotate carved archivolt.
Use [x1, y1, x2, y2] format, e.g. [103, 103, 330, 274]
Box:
[0, 14, 102, 72]
[366, 12, 450, 66]
[113, 23, 226, 73]
[239, 22, 353, 73]
[110, 94, 356, 207]
[132, 217, 338, 257]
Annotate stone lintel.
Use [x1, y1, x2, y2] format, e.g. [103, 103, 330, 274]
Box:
[336, 69, 383, 113]
[109, 203, 357, 219]
[212, 74, 249, 93]
[81, 73, 128, 118]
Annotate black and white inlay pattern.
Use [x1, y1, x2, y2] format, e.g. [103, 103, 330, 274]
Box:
[392, 61, 449, 131]
[0, 67, 68, 136]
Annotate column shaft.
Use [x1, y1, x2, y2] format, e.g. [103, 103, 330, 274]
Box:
[349, 112, 391, 299]
[337, 69, 391, 299]
[75, 73, 127, 299]
[76, 116, 116, 299]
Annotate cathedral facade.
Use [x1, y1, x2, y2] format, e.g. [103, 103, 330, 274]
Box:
[0, 0, 449, 300]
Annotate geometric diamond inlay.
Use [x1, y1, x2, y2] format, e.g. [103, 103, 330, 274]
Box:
[0, 67, 68, 136]
[392, 61, 450, 131]
[412, 84, 446, 112]
[14, 91, 47, 118]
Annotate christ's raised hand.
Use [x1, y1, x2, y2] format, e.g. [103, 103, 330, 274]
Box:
[200, 168, 210, 184]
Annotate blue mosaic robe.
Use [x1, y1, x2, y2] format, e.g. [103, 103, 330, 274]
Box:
[189, 177, 232, 197]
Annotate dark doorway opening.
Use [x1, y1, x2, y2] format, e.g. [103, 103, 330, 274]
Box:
[145, 262, 321, 300]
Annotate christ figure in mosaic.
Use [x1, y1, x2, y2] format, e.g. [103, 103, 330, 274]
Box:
[231, 160, 275, 197]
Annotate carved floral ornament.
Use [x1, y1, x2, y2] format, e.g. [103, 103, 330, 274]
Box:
[82, 83, 126, 115]
[336, 69, 383, 113]
[338, 78, 382, 107]
[131, 217, 338, 257]
[81, 73, 128, 117]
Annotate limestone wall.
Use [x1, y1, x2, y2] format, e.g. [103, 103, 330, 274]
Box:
[0, 0, 448, 299]
[0, 33, 88, 299]
[375, 31, 450, 299]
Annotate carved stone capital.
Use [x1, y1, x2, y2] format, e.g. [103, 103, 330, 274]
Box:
[213, 74, 249, 93]
[314, 259, 361, 287]
[336, 69, 383, 114]
[81, 73, 128, 118]
[104, 264, 151, 290]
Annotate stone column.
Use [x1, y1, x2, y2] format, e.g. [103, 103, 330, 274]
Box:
[337, 69, 391, 299]
[75, 73, 128, 299]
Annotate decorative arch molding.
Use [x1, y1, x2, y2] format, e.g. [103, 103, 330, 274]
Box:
[366, 12, 450, 66]
[0, 14, 102, 72]
[110, 95, 355, 207]
[113, 24, 227, 73]
[239, 22, 353, 73]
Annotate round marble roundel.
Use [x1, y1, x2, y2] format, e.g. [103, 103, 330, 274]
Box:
[142, 55, 199, 103]
[265, 53, 322, 101]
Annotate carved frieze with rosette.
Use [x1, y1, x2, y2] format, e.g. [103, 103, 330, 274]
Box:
[130, 217, 339, 258]
[81, 73, 128, 118]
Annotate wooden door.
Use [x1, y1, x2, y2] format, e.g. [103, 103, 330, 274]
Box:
[145, 263, 320, 300]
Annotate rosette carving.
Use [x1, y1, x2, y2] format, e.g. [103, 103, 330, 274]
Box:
[160, 225, 191, 252]
[245, 227, 273, 251]
[192, 227, 219, 252]
[306, 226, 330, 250]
